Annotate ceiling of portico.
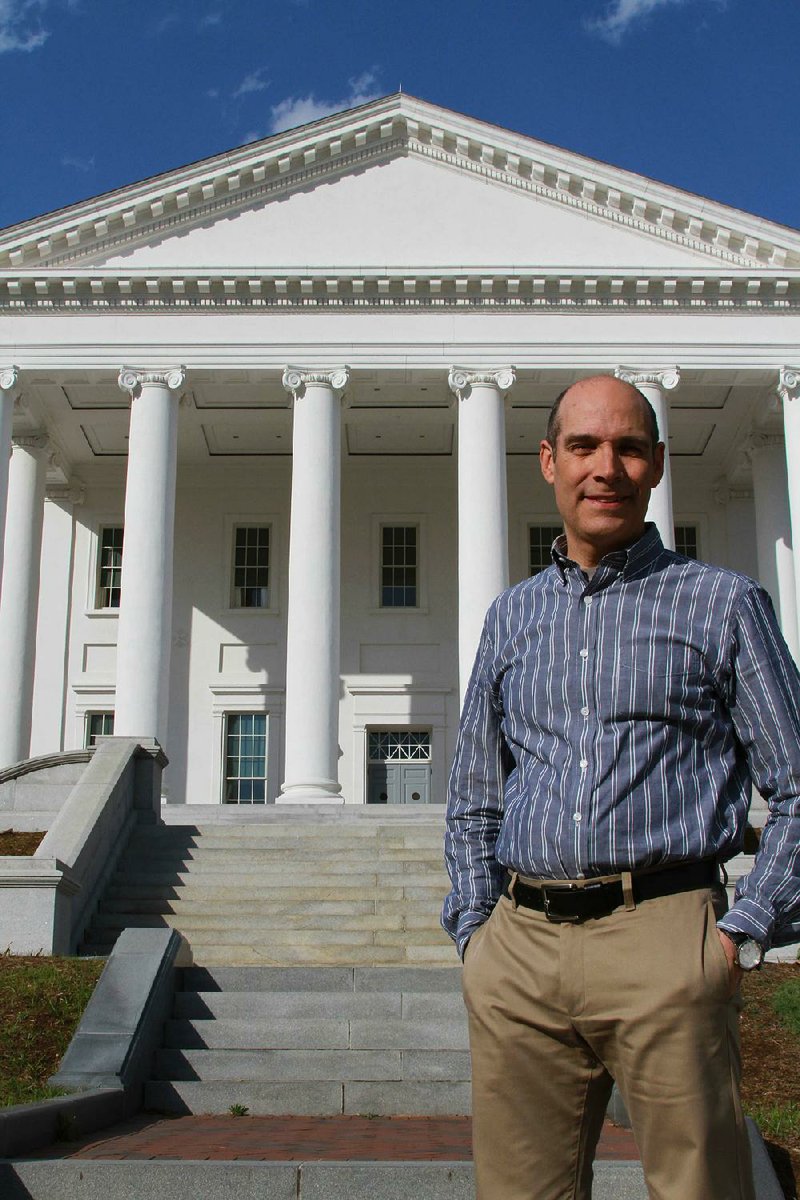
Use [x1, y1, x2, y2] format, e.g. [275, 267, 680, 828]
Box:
[18, 367, 779, 490]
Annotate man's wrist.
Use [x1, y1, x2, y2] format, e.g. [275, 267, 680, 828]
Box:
[720, 929, 765, 971]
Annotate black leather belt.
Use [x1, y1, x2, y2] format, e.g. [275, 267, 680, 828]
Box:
[503, 860, 717, 924]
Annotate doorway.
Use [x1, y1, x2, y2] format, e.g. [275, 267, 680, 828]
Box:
[366, 730, 432, 804]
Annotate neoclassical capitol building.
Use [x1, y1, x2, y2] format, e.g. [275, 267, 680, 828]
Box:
[1, 93, 799, 808]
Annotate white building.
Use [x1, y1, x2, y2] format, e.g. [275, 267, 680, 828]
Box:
[1, 93, 799, 808]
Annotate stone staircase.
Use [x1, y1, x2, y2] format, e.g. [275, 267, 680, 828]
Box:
[80, 805, 453, 966]
[146, 964, 469, 1116]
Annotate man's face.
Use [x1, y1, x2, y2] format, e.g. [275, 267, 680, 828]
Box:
[539, 377, 664, 569]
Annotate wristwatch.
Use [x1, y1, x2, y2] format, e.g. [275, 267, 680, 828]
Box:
[724, 931, 765, 971]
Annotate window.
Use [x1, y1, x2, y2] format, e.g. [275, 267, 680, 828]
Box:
[224, 713, 267, 803]
[231, 526, 270, 608]
[97, 527, 123, 608]
[368, 730, 431, 762]
[85, 711, 114, 748]
[675, 525, 699, 560]
[381, 525, 417, 607]
[529, 525, 563, 575]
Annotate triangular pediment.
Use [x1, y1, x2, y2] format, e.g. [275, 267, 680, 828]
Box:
[2, 94, 799, 276]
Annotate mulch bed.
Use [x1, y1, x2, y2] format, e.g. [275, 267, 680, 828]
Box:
[0, 830, 45, 855]
[740, 963, 800, 1197]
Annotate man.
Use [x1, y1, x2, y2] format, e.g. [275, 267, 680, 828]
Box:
[443, 374, 800, 1200]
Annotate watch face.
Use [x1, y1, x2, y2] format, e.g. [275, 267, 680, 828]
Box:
[738, 939, 763, 970]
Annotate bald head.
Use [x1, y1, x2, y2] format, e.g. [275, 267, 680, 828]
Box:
[546, 376, 660, 457]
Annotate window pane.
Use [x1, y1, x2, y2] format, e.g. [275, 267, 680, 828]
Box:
[224, 712, 267, 803]
[97, 527, 124, 608]
[380, 526, 418, 608]
[86, 711, 115, 748]
[232, 526, 270, 608]
[529, 525, 563, 576]
[368, 729, 431, 762]
[675, 525, 698, 560]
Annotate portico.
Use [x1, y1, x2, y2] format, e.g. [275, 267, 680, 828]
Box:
[1, 94, 799, 806]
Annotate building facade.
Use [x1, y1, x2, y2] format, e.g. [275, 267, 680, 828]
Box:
[1, 94, 799, 806]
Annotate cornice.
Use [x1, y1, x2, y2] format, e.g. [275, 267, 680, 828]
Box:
[2, 268, 799, 314]
[1, 96, 798, 273]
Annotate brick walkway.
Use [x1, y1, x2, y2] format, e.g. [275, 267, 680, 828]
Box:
[35, 1115, 640, 1162]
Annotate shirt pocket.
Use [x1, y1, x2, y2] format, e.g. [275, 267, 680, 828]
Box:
[612, 644, 705, 719]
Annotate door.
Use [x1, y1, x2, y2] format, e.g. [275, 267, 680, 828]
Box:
[366, 730, 432, 804]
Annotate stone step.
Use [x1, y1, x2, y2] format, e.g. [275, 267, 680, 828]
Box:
[103, 883, 447, 902]
[153, 1046, 470, 1082]
[108, 868, 447, 888]
[144, 1078, 472, 1116]
[88, 913, 444, 935]
[81, 941, 455, 965]
[97, 897, 436, 916]
[0, 1160, 649, 1200]
[174, 989, 464, 1021]
[159, 803, 445, 822]
[180, 965, 462, 991]
[119, 844, 446, 862]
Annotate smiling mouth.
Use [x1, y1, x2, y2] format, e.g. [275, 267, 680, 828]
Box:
[585, 495, 630, 505]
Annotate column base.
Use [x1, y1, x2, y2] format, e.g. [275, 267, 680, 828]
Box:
[277, 781, 345, 805]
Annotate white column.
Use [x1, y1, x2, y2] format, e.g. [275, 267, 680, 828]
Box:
[115, 367, 184, 746]
[0, 366, 19, 599]
[615, 367, 680, 550]
[748, 432, 799, 663]
[0, 434, 49, 765]
[279, 366, 349, 804]
[449, 367, 515, 704]
[778, 368, 800, 655]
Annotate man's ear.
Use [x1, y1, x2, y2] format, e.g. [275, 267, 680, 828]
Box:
[652, 442, 665, 487]
[540, 439, 556, 484]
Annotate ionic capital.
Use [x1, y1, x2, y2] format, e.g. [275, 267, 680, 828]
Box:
[745, 431, 785, 459]
[47, 482, 86, 506]
[12, 432, 48, 452]
[777, 367, 800, 405]
[118, 366, 186, 399]
[614, 366, 680, 393]
[0, 366, 19, 393]
[282, 366, 350, 398]
[447, 367, 516, 399]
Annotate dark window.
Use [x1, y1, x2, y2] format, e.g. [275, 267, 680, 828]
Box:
[368, 730, 431, 762]
[381, 525, 417, 607]
[85, 711, 114, 747]
[224, 713, 267, 803]
[97, 527, 123, 608]
[529, 525, 563, 576]
[232, 526, 269, 608]
[675, 525, 699, 560]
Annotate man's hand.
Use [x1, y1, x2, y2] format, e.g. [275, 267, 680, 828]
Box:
[717, 930, 744, 995]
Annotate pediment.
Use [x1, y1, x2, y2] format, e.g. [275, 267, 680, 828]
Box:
[2, 94, 799, 277]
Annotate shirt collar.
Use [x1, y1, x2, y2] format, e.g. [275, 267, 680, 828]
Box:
[551, 523, 664, 584]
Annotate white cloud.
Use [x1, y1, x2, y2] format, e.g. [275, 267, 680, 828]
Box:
[199, 11, 222, 30]
[233, 67, 269, 99]
[269, 69, 382, 134]
[0, 0, 49, 53]
[586, 0, 707, 42]
[152, 11, 180, 35]
[61, 152, 95, 172]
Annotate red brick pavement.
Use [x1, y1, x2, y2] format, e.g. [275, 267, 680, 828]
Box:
[34, 1115, 640, 1162]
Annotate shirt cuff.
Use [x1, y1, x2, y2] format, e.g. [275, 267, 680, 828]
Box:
[718, 898, 772, 948]
[456, 912, 490, 960]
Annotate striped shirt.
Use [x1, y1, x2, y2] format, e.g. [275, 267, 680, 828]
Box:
[442, 524, 800, 957]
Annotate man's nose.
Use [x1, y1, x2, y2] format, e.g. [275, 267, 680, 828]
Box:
[593, 444, 624, 478]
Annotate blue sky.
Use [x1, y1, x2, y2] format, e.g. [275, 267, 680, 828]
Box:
[1, 0, 797, 232]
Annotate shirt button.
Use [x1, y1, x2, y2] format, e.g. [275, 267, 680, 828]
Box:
[581, 707, 589, 716]
[579, 759, 588, 769]
[585, 597, 593, 606]
[573, 812, 582, 822]
[580, 649, 589, 658]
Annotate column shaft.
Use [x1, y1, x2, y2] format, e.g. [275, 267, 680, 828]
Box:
[450, 368, 514, 703]
[114, 369, 183, 745]
[0, 436, 48, 765]
[280, 367, 348, 803]
[750, 437, 799, 663]
[615, 368, 680, 551]
[0, 368, 19, 598]
[780, 370, 800, 653]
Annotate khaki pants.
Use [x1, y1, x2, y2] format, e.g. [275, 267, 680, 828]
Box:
[462, 885, 754, 1200]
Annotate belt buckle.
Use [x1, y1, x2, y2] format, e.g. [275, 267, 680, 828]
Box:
[541, 883, 583, 924]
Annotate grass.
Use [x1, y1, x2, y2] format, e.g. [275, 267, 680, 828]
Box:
[0, 954, 105, 1107]
[773, 977, 800, 1039]
[0, 829, 45, 855]
[748, 1102, 800, 1143]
